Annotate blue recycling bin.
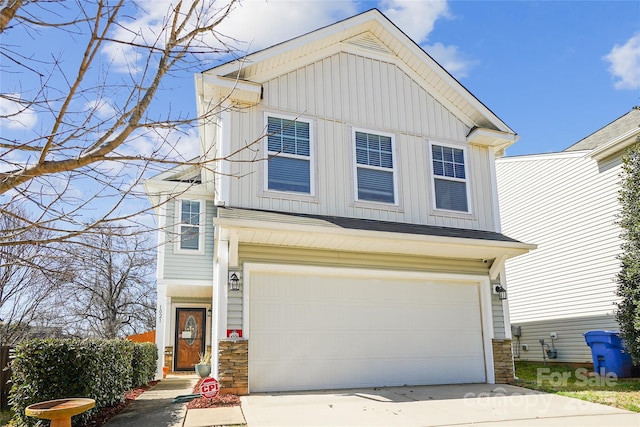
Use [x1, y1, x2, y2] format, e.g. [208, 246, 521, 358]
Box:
[584, 330, 634, 377]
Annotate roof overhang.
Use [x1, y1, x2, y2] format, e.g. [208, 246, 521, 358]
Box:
[589, 127, 640, 161]
[468, 127, 520, 151]
[197, 74, 262, 105]
[214, 209, 535, 278]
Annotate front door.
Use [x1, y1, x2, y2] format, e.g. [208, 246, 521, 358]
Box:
[175, 308, 206, 371]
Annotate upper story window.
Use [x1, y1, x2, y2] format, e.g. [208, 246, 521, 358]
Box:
[354, 129, 396, 204]
[176, 199, 204, 252]
[430, 143, 469, 213]
[266, 115, 312, 194]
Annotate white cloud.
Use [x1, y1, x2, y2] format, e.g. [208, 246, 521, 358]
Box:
[102, 0, 358, 71]
[216, 0, 358, 53]
[425, 42, 475, 79]
[379, 0, 450, 44]
[85, 98, 117, 119]
[0, 95, 37, 130]
[603, 33, 640, 90]
[101, 0, 472, 80]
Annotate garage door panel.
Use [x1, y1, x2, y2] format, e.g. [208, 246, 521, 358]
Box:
[249, 271, 486, 392]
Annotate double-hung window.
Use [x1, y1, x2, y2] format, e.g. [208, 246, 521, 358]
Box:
[354, 130, 396, 204]
[266, 115, 312, 194]
[177, 200, 204, 252]
[431, 143, 469, 212]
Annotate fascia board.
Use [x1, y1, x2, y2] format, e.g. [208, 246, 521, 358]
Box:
[496, 150, 589, 163]
[143, 179, 212, 199]
[590, 128, 640, 161]
[200, 74, 262, 104]
[214, 217, 536, 258]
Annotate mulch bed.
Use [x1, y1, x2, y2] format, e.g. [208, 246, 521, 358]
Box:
[82, 381, 159, 427]
[80, 377, 240, 426]
[186, 378, 240, 409]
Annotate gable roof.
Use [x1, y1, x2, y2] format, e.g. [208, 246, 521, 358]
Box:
[564, 106, 640, 152]
[201, 8, 515, 137]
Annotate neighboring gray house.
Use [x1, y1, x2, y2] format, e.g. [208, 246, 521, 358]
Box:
[145, 9, 534, 393]
[496, 106, 640, 363]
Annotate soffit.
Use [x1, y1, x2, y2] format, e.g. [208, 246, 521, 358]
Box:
[214, 207, 535, 262]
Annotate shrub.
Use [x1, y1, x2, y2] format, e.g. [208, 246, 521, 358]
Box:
[131, 342, 158, 388]
[9, 338, 145, 426]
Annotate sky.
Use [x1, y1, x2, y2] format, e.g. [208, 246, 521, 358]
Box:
[2, 0, 639, 156]
[1, 0, 639, 224]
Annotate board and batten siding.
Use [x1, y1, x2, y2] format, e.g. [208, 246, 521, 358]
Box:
[226, 52, 498, 232]
[226, 243, 507, 336]
[162, 199, 216, 281]
[496, 153, 623, 362]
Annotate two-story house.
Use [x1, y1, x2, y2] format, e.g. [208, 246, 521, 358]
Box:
[144, 9, 534, 394]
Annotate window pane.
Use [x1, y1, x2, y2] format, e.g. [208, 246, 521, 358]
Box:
[444, 162, 455, 177]
[181, 201, 200, 225]
[356, 147, 368, 165]
[434, 178, 468, 212]
[268, 156, 310, 193]
[433, 160, 444, 176]
[357, 167, 394, 203]
[267, 134, 282, 152]
[267, 117, 310, 156]
[453, 148, 464, 164]
[432, 145, 443, 161]
[282, 137, 296, 154]
[355, 131, 393, 169]
[180, 225, 199, 250]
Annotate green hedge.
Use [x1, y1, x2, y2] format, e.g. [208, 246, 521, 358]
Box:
[131, 342, 158, 388]
[9, 338, 158, 427]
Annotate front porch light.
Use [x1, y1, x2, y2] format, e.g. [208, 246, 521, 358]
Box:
[495, 285, 507, 301]
[229, 272, 241, 291]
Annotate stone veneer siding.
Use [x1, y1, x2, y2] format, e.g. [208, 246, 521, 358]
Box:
[492, 339, 515, 383]
[218, 339, 248, 395]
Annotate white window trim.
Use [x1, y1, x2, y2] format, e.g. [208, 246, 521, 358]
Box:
[263, 112, 316, 197]
[352, 127, 399, 206]
[174, 199, 206, 255]
[429, 140, 473, 215]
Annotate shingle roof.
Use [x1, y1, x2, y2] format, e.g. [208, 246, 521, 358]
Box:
[220, 207, 523, 244]
[564, 106, 640, 152]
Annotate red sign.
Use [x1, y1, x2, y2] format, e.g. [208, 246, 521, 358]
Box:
[226, 329, 242, 338]
[200, 377, 219, 399]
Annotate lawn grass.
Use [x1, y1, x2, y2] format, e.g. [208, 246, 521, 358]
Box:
[514, 361, 640, 412]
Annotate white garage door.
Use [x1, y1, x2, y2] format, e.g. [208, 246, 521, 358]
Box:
[248, 270, 487, 392]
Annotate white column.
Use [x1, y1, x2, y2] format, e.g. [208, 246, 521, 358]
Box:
[212, 237, 229, 379]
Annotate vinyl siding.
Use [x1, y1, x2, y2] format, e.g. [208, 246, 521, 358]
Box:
[496, 154, 622, 328]
[163, 200, 216, 281]
[226, 52, 497, 231]
[512, 314, 619, 363]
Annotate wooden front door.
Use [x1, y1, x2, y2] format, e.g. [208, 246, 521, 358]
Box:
[175, 308, 206, 371]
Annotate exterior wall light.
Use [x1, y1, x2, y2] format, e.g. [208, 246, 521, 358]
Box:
[229, 272, 241, 291]
[495, 285, 507, 300]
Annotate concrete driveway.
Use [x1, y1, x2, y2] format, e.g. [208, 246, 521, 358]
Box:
[240, 383, 640, 426]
